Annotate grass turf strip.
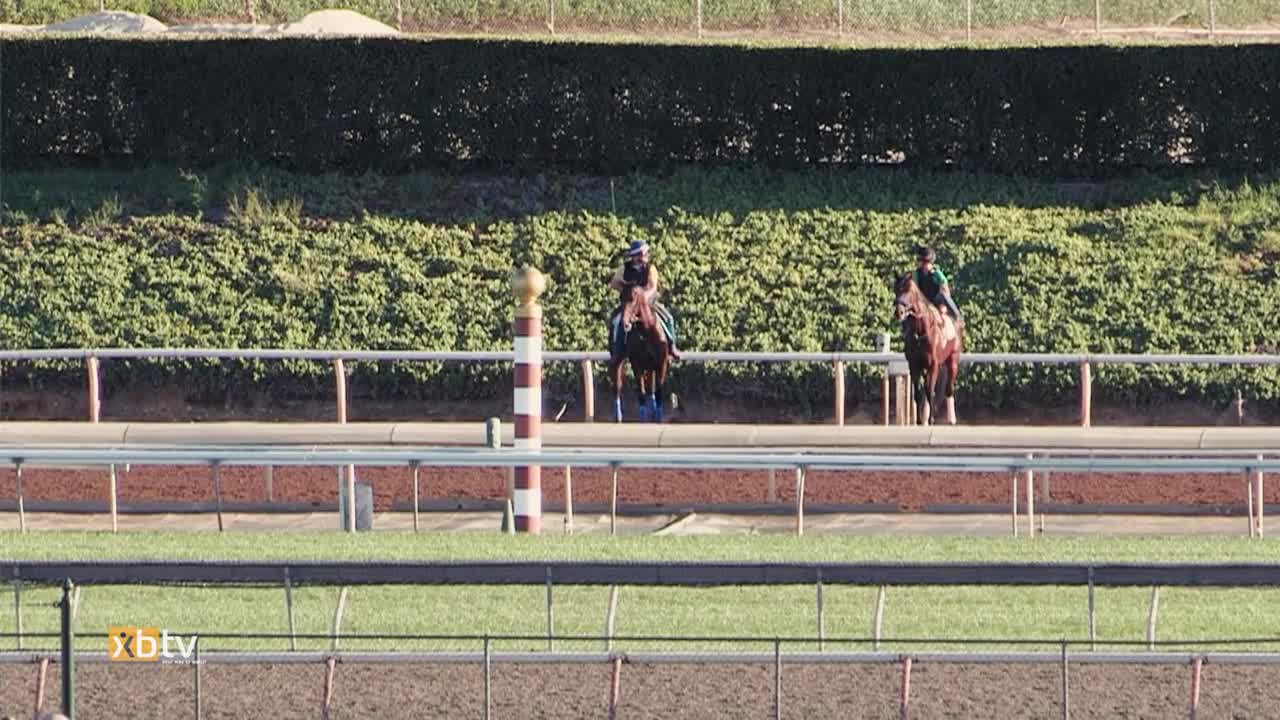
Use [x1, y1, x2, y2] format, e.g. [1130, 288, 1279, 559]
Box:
[2, 533, 1279, 653]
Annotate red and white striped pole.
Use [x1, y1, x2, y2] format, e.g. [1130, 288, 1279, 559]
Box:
[512, 267, 546, 534]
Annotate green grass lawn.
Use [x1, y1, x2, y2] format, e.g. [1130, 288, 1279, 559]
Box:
[3, 532, 1280, 653]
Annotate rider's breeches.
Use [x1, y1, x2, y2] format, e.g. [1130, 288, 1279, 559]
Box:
[932, 293, 962, 320]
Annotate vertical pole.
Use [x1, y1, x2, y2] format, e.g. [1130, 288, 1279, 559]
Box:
[334, 358, 348, 423]
[513, 267, 546, 534]
[833, 360, 845, 426]
[396, 0, 403, 31]
[966, 0, 973, 41]
[35, 656, 50, 714]
[563, 466, 574, 535]
[545, 568, 554, 651]
[767, 469, 777, 503]
[1236, 390, 1245, 425]
[899, 656, 912, 720]
[1025, 454, 1035, 538]
[1190, 656, 1202, 719]
[109, 464, 119, 533]
[773, 639, 782, 720]
[15, 462, 25, 533]
[878, 332, 892, 426]
[816, 570, 825, 651]
[1146, 585, 1160, 651]
[212, 462, 224, 533]
[265, 465, 274, 503]
[335, 358, 356, 534]
[322, 657, 336, 719]
[605, 585, 619, 652]
[1255, 455, 1264, 539]
[548, 0, 555, 34]
[608, 655, 623, 720]
[873, 586, 886, 651]
[1079, 361, 1092, 428]
[1246, 468, 1255, 538]
[581, 360, 595, 421]
[1060, 642, 1070, 720]
[193, 638, 202, 720]
[483, 636, 492, 720]
[1094, 0, 1102, 34]
[86, 355, 100, 423]
[837, 0, 844, 37]
[1208, 0, 1216, 37]
[284, 568, 297, 652]
[795, 467, 806, 537]
[411, 462, 421, 533]
[13, 575, 23, 650]
[1011, 471, 1019, 538]
[696, 0, 703, 38]
[60, 579, 74, 720]
[610, 463, 619, 536]
[1087, 569, 1096, 652]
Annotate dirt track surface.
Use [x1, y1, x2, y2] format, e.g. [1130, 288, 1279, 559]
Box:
[1, 465, 1272, 512]
[3, 661, 1279, 719]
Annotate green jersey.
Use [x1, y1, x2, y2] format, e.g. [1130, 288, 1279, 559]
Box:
[914, 268, 949, 298]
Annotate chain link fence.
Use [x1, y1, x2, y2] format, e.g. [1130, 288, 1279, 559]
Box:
[4, 0, 1280, 42]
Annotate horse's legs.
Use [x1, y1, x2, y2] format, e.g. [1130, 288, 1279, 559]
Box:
[924, 364, 942, 426]
[635, 367, 651, 422]
[653, 356, 669, 423]
[609, 357, 625, 423]
[945, 353, 959, 425]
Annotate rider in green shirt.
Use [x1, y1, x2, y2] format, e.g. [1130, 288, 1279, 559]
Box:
[914, 246, 963, 322]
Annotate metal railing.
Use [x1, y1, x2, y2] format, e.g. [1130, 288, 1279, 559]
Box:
[0, 445, 1270, 539]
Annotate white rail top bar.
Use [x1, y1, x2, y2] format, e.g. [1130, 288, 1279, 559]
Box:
[1, 348, 1279, 365]
[2, 447, 1280, 473]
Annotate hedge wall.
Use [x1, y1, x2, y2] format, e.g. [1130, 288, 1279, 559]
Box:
[2, 201, 1279, 408]
[3, 38, 1279, 176]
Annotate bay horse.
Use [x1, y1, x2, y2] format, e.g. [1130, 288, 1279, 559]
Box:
[894, 272, 963, 425]
[608, 284, 671, 422]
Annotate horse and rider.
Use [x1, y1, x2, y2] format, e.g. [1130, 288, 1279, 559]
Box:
[895, 245, 965, 425]
[599, 238, 965, 426]
[607, 240, 681, 422]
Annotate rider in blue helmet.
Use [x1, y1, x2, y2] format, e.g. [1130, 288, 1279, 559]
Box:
[608, 240, 681, 360]
[914, 245, 963, 323]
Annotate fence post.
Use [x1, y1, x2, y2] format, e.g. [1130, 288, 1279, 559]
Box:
[1094, 0, 1102, 34]
[14, 461, 25, 533]
[334, 358, 357, 534]
[284, 568, 297, 651]
[13, 573, 23, 650]
[610, 463, 620, 536]
[581, 359, 595, 421]
[513, 267, 545, 534]
[1060, 641, 1070, 720]
[773, 638, 782, 720]
[396, 0, 403, 31]
[608, 655, 623, 720]
[794, 467, 806, 537]
[696, 0, 703, 38]
[211, 462, 224, 533]
[1079, 361, 1092, 427]
[60, 579, 74, 719]
[899, 656, 912, 720]
[1246, 467, 1255, 537]
[1254, 455, 1264, 539]
[411, 462, 421, 533]
[86, 355, 101, 423]
[878, 333, 891, 426]
[548, 0, 555, 34]
[605, 585, 619, 651]
[1146, 585, 1160, 651]
[873, 586, 886, 650]
[483, 636, 492, 720]
[1087, 567, 1096, 651]
[1208, 0, 1216, 37]
[1025, 454, 1035, 538]
[545, 567, 554, 651]
[193, 637, 202, 720]
[1190, 656, 1202, 719]
[563, 466, 574, 534]
[833, 360, 845, 426]
[966, 0, 973, 41]
[837, 0, 844, 37]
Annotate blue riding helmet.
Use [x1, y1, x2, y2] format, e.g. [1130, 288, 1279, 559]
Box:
[626, 240, 650, 257]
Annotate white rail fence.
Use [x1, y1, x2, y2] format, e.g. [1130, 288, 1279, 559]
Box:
[0, 447, 1269, 539]
[2, 347, 1278, 427]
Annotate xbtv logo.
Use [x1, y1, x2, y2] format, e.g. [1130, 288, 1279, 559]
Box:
[109, 627, 199, 663]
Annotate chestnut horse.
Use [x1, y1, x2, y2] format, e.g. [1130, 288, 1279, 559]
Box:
[894, 272, 963, 425]
[608, 284, 671, 422]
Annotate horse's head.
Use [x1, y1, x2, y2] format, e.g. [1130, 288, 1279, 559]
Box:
[620, 284, 654, 334]
[894, 272, 921, 322]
